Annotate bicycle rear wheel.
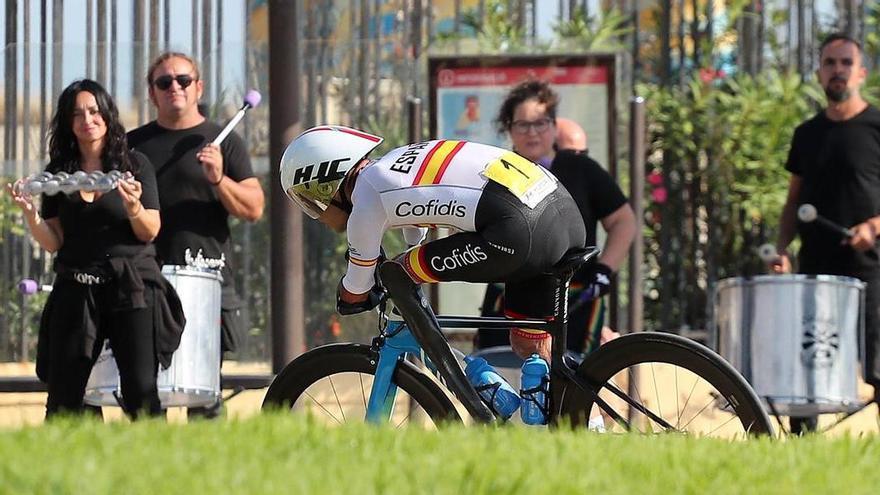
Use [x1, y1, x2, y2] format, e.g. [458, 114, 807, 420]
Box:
[262, 343, 461, 428]
[558, 332, 773, 437]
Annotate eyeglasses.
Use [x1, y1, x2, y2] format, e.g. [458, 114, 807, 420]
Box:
[510, 117, 553, 135]
[152, 74, 196, 91]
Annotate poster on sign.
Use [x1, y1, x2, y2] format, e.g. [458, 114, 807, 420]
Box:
[428, 55, 617, 172]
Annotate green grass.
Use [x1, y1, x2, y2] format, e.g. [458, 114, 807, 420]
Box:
[1, 414, 878, 494]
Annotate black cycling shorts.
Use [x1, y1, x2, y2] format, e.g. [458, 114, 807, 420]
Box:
[400, 180, 586, 319]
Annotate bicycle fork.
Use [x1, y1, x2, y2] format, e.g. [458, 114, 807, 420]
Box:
[365, 322, 421, 423]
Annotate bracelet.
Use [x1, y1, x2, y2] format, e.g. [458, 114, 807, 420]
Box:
[211, 175, 224, 186]
[127, 203, 143, 219]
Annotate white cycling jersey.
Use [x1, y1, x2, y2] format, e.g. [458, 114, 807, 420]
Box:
[343, 139, 557, 293]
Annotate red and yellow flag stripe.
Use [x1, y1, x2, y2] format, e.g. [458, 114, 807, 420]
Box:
[411, 140, 465, 186]
[348, 256, 378, 268]
[403, 246, 439, 283]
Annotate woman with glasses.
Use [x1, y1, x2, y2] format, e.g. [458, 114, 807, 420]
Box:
[6, 79, 184, 420]
[476, 79, 636, 357]
[128, 52, 265, 419]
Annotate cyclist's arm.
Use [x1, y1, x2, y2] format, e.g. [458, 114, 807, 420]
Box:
[341, 180, 387, 296]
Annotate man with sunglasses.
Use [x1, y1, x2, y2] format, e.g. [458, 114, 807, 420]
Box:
[128, 52, 265, 419]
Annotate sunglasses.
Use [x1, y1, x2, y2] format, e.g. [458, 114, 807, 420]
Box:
[152, 74, 196, 91]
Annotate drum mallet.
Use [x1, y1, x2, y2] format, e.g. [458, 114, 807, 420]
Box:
[797, 204, 853, 239]
[17, 279, 52, 358]
[757, 243, 780, 263]
[18, 279, 52, 295]
[212, 89, 262, 146]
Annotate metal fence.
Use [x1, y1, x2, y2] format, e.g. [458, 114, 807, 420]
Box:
[0, 18, 445, 361]
[1, 0, 875, 363]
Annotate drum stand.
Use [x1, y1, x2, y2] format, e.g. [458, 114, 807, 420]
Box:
[765, 397, 874, 435]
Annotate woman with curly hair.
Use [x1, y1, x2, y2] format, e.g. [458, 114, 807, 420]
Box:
[476, 79, 635, 356]
[7, 79, 184, 420]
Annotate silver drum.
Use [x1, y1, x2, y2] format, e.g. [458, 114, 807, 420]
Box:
[712, 274, 865, 416]
[84, 266, 223, 408]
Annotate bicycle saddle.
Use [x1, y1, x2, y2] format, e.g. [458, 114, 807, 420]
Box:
[548, 246, 600, 279]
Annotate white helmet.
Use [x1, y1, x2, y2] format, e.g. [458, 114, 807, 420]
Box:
[280, 125, 383, 219]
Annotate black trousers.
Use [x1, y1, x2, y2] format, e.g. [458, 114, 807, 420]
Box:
[44, 281, 161, 420]
[861, 274, 880, 389]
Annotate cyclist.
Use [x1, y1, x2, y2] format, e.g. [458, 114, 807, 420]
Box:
[280, 125, 586, 422]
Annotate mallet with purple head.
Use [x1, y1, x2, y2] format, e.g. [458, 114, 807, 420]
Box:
[18, 279, 38, 295]
[212, 89, 262, 146]
[18, 279, 52, 295]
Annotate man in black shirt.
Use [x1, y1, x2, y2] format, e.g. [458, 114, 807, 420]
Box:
[128, 52, 265, 418]
[773, 33, 880, 432]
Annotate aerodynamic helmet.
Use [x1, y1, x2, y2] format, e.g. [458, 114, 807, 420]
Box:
[279, 125, 383, 219]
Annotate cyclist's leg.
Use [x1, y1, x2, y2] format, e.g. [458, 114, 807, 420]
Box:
[495, 185, 587, 361]
[386, 210, 531, 423]
[475, 283, 509, 349]
[504, 276, 555, 361]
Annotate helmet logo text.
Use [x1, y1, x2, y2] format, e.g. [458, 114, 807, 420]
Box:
[293, 157, 351, 185]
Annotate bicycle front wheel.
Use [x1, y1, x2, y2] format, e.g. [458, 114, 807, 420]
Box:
[558, 332, 773, 438]
[262, 343, 461, 428]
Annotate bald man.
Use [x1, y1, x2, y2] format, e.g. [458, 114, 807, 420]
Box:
[556, 117, 588, 153]
[555, 118, 618, 346]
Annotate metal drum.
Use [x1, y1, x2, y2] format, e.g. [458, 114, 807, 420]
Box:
[84, 266, 222, 408]
[712, 274, 865, 416]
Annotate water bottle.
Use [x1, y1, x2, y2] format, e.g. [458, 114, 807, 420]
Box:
[463, 356, 521, 420]
[520, 354, 549, 425]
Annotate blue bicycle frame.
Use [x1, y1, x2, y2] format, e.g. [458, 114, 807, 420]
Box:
[364, 314, 557, 423]
[365, 320, 424, 423]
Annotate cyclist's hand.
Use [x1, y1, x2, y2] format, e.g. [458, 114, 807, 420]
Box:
[582, 261, 613, 300]
[336, 281, 386, 315]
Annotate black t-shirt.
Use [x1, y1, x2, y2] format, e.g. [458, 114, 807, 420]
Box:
[40, 151, 159, 268]
[785, 105, 880, 275]
[547, 150, 628, 282]
[127, 120, 255, 271]
[549, 150, 628, 248]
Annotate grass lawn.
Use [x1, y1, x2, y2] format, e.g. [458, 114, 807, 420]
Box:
[2, 413, 879, 494]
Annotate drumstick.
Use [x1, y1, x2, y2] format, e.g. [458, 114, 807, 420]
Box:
[797, 204, 853, 239]
[212, 89, 262, 146]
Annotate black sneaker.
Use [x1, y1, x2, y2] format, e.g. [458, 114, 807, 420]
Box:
[790, 416, 818, 434]
[187, 398, 225, 420]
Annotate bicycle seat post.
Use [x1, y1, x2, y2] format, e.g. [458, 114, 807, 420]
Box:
[547, 247, 598, 422]
[547, 271, 574, 425]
